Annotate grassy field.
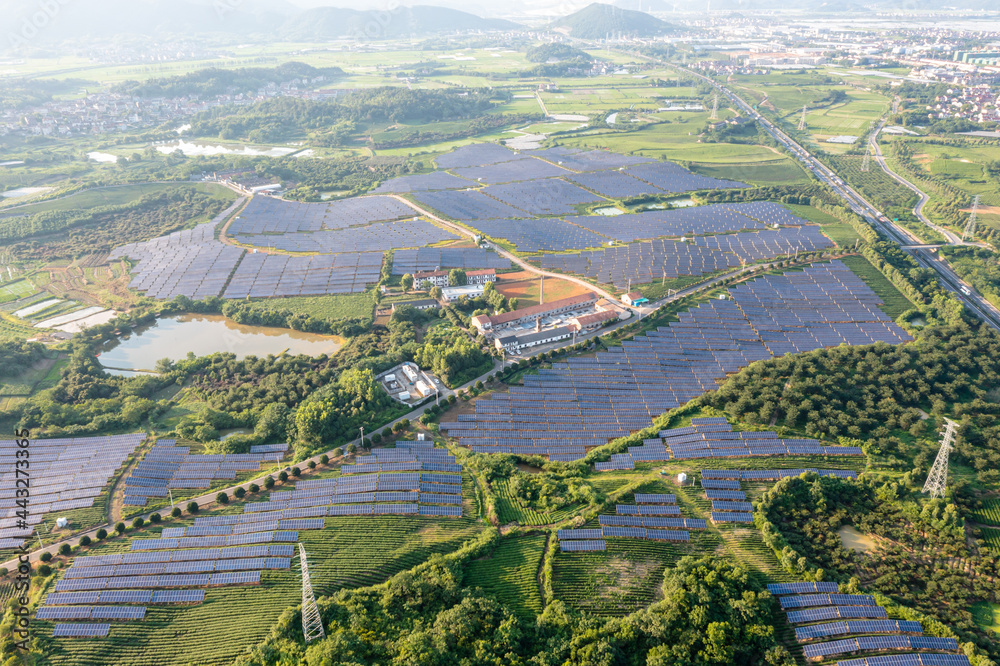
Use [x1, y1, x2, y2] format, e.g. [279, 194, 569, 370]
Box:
[464, 533, 546, 618]
[690, 158, 810, 186]
[785, 203, 863, 247]
[257, 291, 376, 323]
[0, 312, 41, 341]
[972, 602, 1000, 634]
[839, 254, 915, 319]
[0, 279, 37, 303]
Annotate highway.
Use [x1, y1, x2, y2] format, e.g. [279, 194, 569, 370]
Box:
[680, 66, 1000, 332]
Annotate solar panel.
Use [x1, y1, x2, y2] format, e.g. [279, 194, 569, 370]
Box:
[52, 623, 110, 637]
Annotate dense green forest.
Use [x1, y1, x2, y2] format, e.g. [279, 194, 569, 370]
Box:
[189, 87, 509, 144]
[113, 62, 345, 99]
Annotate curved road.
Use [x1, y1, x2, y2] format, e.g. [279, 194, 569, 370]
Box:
[869, 121, 962, 245]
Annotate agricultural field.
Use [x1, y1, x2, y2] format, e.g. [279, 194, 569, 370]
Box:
[784, 203, 864, 247]
[690, 157, 810, 186]
[974, 498, 1000, 526]
[0, 182, 233, 215]
[494, 271, 592, 308]
[463, 533, 546, 618]
[256, 292, 376, 323]
[0, 279, 36, 303]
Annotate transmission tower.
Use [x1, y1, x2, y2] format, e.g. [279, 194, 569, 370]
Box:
[892, 96, 900, 114]
[962, 194, 981, 242]
[861, 140, 872, 173]
[709, 93, 719, 120]
[798, 105, 807, 131]
[922, 419, 958, 499]
[298, 543, 325, 643]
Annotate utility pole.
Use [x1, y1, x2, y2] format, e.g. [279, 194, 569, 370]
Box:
[299, 544, 325, 643]
[359, 426, 365, 450]
[962, 194, 981, 242]
[922, 419, 958, 499]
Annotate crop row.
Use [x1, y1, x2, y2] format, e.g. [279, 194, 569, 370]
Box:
[464, 533, 546, 618]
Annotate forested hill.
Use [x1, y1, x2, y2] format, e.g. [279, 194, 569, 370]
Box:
[113, 63, 345, 99]
[549, 3, 680, 39]
[277, 6, 519, 41]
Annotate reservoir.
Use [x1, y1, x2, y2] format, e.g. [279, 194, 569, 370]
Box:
[97, 314, 344, 372]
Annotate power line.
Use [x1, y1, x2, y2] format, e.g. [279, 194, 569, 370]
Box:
[962, 194, 981, 242]
[798, 105, 807, 131]
[299, 543, 325, 643]
[922, 418, 957, 499]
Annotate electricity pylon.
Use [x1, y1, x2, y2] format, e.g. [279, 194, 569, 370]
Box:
[798, 105, 807, 131]
[299, 544, 325, 643]
[861, 140, 872, 173]
[922, 419, 958, 499]
[962, 194, 981, 242]
[709, 93, 719, 120]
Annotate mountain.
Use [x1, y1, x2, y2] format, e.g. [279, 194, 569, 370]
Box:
[277, 6, 519, 41]
[549, 3, 679, 39]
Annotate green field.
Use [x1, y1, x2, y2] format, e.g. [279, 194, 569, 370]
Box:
[0, 279, 36, 303]
[785, 204, 863, 247]
[690, 158, 810, 186]
[975, 498, 1000, 526]
[972, 602, 1000, 634]
[982, 528, 1000, 554]
[464, 533, 546, 618]
[840, 255, 915, 319]
[257, 291, 376, 323]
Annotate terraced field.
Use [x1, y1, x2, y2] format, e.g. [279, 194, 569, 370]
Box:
[974, 498, 1000, 527]
[464, 533, 546, 618]
[494, 478, 582, 526]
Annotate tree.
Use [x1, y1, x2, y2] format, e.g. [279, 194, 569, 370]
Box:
[429, 286, 443, 299]
[132, 517, 145, 529]
[96, 529, 107, 540]
[59, 544, 71, 556]
[264, 476, 275, 489]
[170, 507, 182, 519]
[234, 487, 246, 499]
[401, 273, 414, 291]
[37, 565, 51, 577]
[292, 467, 301, 477]
[217, 492, 229, 504]
[448, 268, 467, 286]
[186, 501, 199, 514]
[307, 460, 316, 469]
[114, 522, 126, 535]
[320, 454, 329, 465]
[40, 552, 52, 563]
[249, 483, 260, 494]
[149, 513, 162, 523]
[278, 470, 289, 482]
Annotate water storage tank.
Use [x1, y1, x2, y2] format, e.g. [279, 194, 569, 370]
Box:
[56, 517, 69, 528]
[677, 473, 688, 485]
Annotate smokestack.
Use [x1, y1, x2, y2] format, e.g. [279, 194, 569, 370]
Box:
[536, 317, 541, 332]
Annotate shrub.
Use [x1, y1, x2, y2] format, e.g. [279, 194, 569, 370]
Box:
[346, 444, 357, 455]
[234, 487, 246, 499]
[37, 565, 51, 577]
[320, 454, 329, 465]
[114, 522, 126, 535]
[149, 513, 162, 524]
[95, 529, 107, 540]
[292, 467, 301, 477]
[40, 552, 52, 563]
[370, 433, 382, 444]
[264, 476, 275, 489]
[170, 507, 182, 519]
[132, 517, 144, 529]
[278, 471, 288, 482]
[248, 483, 259, 494]
[186, 501, 199, 514]
[79, 536, 91, 547]
[216, 492, 229, 504]
[0, 568, 7, 577]
[58, 544, 71, 556]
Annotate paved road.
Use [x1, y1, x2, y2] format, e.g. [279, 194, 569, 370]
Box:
[670, 62, 1000, 332]
[869, 122, 962, 245]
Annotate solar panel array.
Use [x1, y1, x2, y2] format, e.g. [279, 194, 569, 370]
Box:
[526, 147, 653, 172]
[836, 655, 970, 666]
[481, 178, 603, 216]
[0, 434, 145, 550]
[108, 222, 245, 300]
[625, 161, 747, 193]
[435, 143, 521, 169]
[223, 252, 382, 298]
[120, 442, 287, 507]
[444, 262, 908, 461]
[452, 156, 573, 185]
[233, 218, 457, 254]
[466, 217, 607, 253]
[563, 203, 775, 242]
[413, 189, 528, 221]
[228, 196, 414, 235]
[373, 171, 475, 193]
[391, 247, 510, 274]
[773, 581, 964, 664]
[703, 469, 858, 481]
